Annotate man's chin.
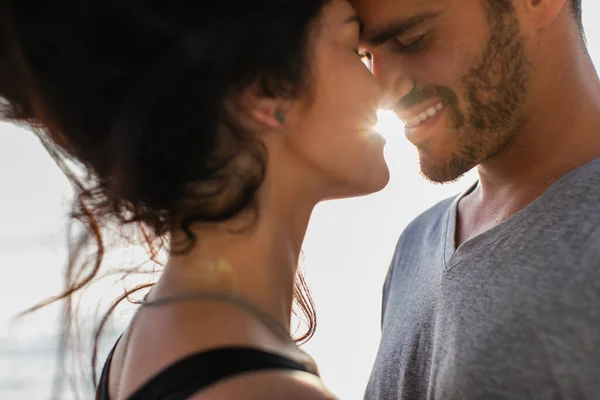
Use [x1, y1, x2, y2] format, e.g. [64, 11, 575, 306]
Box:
[418, 151, 474, 184]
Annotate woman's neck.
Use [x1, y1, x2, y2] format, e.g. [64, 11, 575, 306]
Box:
[159, 196, 315, 335]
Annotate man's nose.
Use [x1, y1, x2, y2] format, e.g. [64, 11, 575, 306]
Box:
[370, 52, 415, 109]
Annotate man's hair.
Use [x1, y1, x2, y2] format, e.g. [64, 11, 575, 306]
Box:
[572, 0, 583, 27]
[570, 0, 585, 42]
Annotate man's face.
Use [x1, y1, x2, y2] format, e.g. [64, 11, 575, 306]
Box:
[354, 0, 532, 182]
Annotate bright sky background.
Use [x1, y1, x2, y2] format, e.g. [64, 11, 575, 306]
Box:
[1, 2, 599, 399]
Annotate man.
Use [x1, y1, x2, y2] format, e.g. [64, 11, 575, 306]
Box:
[354, 0, 600, 398]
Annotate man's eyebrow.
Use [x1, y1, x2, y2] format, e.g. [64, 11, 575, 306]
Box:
[345, 15, 364, 35]
[364, 12, 441, 46]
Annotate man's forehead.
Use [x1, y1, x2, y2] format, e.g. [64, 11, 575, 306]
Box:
[351, 0, 444, 46]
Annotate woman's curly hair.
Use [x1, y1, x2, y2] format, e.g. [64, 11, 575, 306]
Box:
[0, 0, 328, 392]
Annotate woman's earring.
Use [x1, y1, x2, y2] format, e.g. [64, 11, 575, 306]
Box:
[275, 109, 285, 124]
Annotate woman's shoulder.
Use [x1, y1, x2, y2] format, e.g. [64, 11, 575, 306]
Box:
[189, 369, 338, 400]
[108, 302, 323, 399]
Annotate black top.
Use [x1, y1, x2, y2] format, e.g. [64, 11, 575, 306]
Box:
[97, 340, 319, 400]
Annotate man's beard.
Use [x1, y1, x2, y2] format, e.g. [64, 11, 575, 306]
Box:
[418, 1, 532, 183]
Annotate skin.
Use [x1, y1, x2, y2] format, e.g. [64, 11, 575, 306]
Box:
[353, 0, 600, 246]
[107, 1, 386, 399]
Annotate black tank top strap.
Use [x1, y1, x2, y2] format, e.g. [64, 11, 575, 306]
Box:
[97, 335, 121, 400]
[97, 342, 318, 400]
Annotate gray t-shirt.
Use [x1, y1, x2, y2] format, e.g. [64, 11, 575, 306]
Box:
[365, 158, 600, 400]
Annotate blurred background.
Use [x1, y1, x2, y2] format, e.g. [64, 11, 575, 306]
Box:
[1, 2, 599, 399]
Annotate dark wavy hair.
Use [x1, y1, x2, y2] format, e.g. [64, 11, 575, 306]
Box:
[0, 0, 329, 392]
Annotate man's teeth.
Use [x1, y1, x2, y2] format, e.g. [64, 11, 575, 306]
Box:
[405, 102, 445, 128]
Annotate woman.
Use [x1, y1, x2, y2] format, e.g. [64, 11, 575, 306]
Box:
[0, 0, 388, 398]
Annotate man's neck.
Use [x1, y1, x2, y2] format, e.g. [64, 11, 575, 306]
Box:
[457, 57, 600, 247]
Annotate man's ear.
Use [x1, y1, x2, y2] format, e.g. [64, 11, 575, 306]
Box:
[237, 85, 287, 129]
[518, 0, 567, 30]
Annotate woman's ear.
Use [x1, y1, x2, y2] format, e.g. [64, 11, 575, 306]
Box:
[237, 85, 287, 129]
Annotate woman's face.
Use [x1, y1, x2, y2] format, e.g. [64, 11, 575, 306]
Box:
[279, 0, 389, 200]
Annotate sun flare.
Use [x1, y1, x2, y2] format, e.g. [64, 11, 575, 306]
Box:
[375, 110, 405, 142]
